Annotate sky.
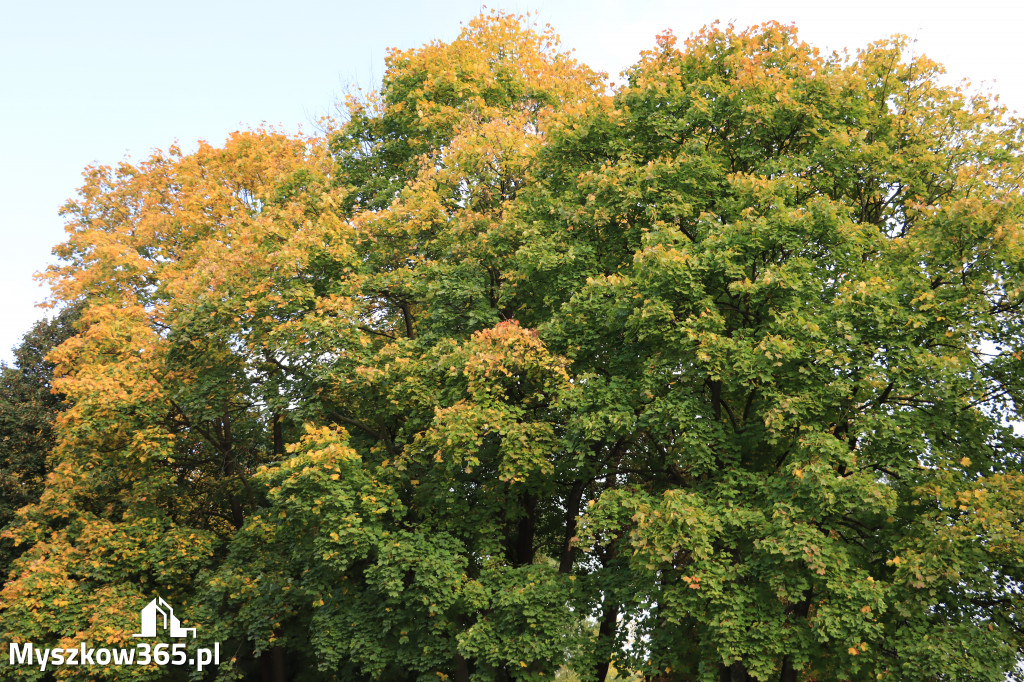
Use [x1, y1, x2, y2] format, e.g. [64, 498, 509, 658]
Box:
[2, 0, 1023, 364]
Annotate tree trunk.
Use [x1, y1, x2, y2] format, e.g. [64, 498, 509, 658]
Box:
[260, 645, 288, 682]
[778, 591, 812, 682]
[593, 601, 620, 682]
[508, 491, 536, 566]
[559, 482, 585, 573]
[779, 656, 797, 682]
[273, 413, 285, 457]
[455, 653, 471, 682]
[719, 661, 746, 682]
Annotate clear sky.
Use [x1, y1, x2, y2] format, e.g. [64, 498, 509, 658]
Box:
[2, 0, 1023, 363]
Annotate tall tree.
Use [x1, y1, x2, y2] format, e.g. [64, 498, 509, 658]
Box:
[201, 12, 606, 680]
[526, 23, 1024, 682]
[0, 130, 328, 681]
[0, 306, 80, 583]
[2, 14, 1022, 682]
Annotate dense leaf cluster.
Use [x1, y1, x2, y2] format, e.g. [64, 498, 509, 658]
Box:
[1, 13, 1023, 682]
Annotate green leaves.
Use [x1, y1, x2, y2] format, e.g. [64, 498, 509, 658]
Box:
[519, 19, 1024, 682]
[2, 13, 1023, 682]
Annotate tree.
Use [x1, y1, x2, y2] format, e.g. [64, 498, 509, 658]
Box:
[0, 305, 80, 582]
[1, 130, 327, 681]
[1, 14, 1022, 682]
[197, 13, 606, 681]
[525, 23, 1024, 682]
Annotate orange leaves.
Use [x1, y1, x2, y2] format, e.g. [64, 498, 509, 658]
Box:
[384, 9, 602, 129]
[45, 129, 324, 316]
[460, 320, 571, 395]
[282, 424, 361, 470]
[46, 307, 168, 465]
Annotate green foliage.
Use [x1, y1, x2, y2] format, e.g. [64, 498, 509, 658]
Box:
[0, 305, 80, 580]
[535, 24, 1024, 682]
[2, 14, 1023, 682]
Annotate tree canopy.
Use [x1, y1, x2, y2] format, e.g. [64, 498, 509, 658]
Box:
[2, 13, 1023, 682]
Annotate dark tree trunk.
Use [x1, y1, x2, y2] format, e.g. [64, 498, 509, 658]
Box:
[455, 653, 471, 682]
[778, 591, 812, 682]
[260, 645, 288, 682]
[399, 301, 415, 338]
[229, 494, 245, 529]
[719, 661, 747, 682]
[779, 656, 797, 682]
[710, 379, 723, 420]
[509, 492, 536, 566]
[593, 601, 620, 682]
[272, 413, 285, 457]
[559, 482, 585, 573]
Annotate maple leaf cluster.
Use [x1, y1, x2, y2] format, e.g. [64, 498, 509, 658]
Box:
[2, 12, 1023, 682]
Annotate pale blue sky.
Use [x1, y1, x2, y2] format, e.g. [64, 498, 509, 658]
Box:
[3, 0, 1023, 363]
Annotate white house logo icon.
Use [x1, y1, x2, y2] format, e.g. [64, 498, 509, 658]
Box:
[132, 597, 196, 638]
